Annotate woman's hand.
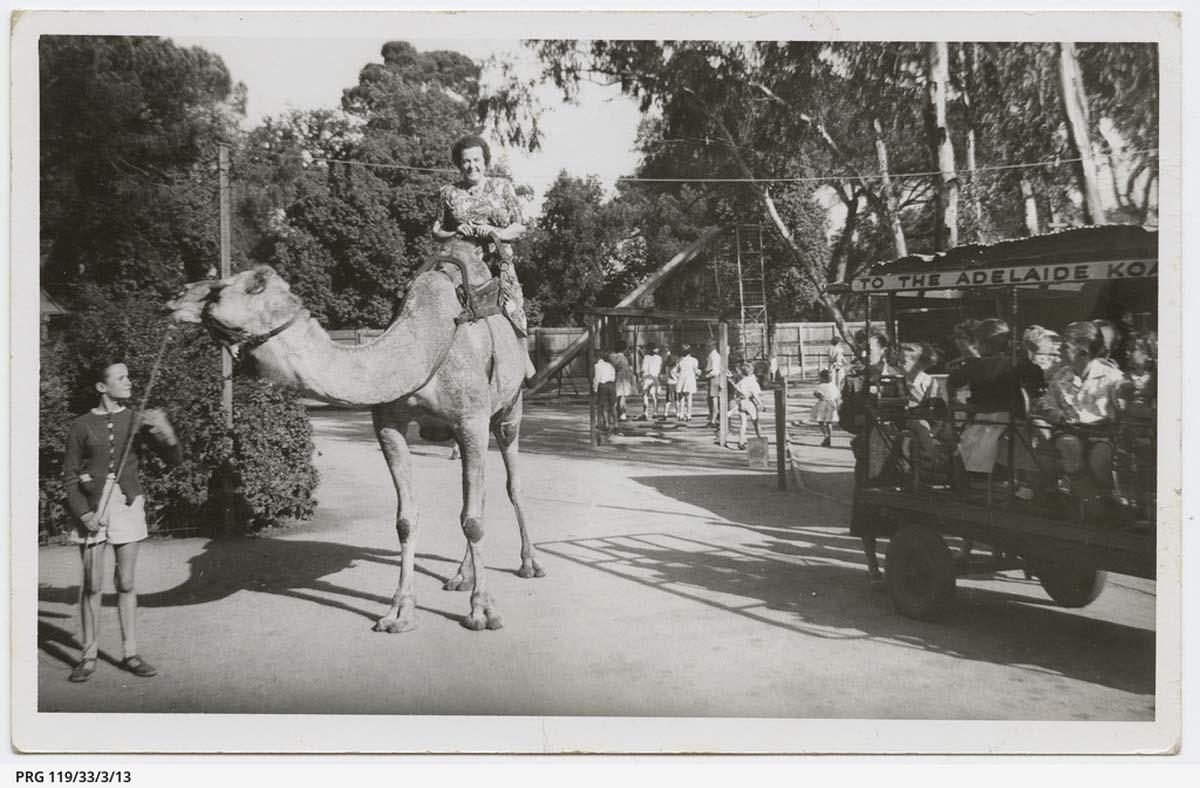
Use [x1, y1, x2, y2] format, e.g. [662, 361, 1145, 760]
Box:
[81, 511, 100, 533]
[456, 223, 495, 240]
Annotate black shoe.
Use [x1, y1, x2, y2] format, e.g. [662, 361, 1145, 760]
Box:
[69, 658, 97, 683]
[120, 655, 157, 678]
[820, 438, 832, 448]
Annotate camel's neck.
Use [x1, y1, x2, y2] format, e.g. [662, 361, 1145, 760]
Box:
[248, 275, 460, 407]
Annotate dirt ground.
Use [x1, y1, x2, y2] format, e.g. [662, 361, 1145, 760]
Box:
[36, 387, 1156, 719]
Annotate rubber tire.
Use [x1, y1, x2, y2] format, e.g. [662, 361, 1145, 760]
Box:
[1034, 562, 1108, 608]
[885, 524, 957, 621]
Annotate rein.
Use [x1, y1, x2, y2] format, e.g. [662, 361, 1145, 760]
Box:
[95, 326, 175, 523]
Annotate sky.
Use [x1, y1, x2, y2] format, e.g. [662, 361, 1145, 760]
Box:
[172, 36, 644, 215]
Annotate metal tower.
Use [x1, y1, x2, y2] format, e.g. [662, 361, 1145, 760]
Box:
[730, 225, 769, 360]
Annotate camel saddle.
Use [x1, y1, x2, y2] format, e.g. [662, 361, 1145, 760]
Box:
[426, 234, 524, 336]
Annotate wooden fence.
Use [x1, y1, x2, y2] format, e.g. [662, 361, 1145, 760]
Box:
[772, 321, 868, 380]
[329, 321, 868, 384]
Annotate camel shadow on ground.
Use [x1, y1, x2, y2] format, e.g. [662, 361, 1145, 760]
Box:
[534, 472, 1155, 699]
[36, 538, 494, 630]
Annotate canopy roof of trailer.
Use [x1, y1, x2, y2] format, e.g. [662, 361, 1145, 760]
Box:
[839, 225, 1158, 294]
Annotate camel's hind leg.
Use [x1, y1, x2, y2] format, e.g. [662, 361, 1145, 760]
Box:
[372, 408, 420, 634]
[493, 397, 545, 579]
[457, 419, 503, 631]
[443, 431, 475, 592]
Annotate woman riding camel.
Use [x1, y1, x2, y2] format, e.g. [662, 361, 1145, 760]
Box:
[432, 133, 536, 383]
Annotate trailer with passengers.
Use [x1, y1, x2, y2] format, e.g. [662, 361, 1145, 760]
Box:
[831, 225, 1158, 620]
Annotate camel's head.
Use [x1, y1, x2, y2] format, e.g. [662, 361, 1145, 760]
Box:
[166, 265, 303, 352]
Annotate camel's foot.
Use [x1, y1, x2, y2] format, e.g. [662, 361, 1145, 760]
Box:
[373, 613, 418, 634]
[462, 592, 503, 631]
[517, 557, 546, 579]
[373, 600, 418, 633]
[443, 573, 473, 592]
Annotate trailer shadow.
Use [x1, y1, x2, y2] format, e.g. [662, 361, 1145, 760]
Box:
[559, 472, 1155, 699]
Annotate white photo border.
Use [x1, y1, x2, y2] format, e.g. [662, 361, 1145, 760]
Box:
[8, 7, 1184, 755]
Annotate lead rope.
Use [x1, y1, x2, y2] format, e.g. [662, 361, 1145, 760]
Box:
[95, 327, 175, 524]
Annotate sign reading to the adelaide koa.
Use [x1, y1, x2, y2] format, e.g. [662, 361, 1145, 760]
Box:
[852, 258, 1158, 292]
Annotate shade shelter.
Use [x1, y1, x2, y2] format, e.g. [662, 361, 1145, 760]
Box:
[580, 306, 731, 448]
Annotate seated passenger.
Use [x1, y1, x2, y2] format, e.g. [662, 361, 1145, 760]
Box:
[1117, 329, 1157, 418]
[1043, 321, 1126, 499]
[945, 319, 981, 406]
[1115, 329, 1157, 514]
[948, 318, 1016, 474]
[898, 342, 941, 468]
[1017, 325, 1061, 405]
[1008, 326, 1063, 498]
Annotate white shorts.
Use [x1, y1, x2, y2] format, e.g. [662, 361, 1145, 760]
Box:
[71, 493, 148, 547]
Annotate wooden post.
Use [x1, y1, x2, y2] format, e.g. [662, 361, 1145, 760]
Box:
[718, 321, 729, 448]
[775, 377, 788, 491]
[887, 292, 897, 344]
[587, 316, 597, 447]
[797, 323, 807, 381]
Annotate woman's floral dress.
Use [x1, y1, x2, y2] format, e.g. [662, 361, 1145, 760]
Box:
[438, 177, 527, 334]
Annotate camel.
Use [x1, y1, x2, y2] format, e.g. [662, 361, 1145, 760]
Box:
[165, 242, 544, 632]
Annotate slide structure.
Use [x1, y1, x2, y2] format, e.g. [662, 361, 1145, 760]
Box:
[526, 226, 723, 394]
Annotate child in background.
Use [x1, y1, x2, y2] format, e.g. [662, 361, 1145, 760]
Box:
[611, 340, 637, 422]
[639, 343, 663, 420]
[673, 345, 700, 422]
[661, 347, 678, 420]
[732, 363, 766, 450]
[811, 368, 840, 448]
[593, 352, 617, 436]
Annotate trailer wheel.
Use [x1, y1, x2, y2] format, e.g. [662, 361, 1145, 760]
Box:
[885, 524, 956, 621]
[1033, 561, 1108, 608]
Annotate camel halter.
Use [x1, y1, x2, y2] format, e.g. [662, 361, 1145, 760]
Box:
[94, 326, 175, 524]
[201, 299, 298, 356]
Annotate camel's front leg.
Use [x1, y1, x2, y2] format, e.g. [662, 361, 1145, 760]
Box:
[458, 421, 503, 631]
[493, 399, 544, 579]
[372, 411, 420, 634]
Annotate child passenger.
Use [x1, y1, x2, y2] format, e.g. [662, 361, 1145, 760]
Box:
[1042, 321, 1125, 498]
[948, 318, 1017, 474]
[898, 342, 939, 462]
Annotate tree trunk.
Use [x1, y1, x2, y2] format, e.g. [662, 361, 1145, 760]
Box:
[872, 118, 908, 257]
[1020, 175, 1040, 236]
[959, 44, 984, 235]
[925, 42, 959, 251]
[1057, 42, 1106, 225]
[751, 82, 906, 258]
[830, 184, 860, 285]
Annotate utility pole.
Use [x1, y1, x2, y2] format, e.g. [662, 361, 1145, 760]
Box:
[218, 144, 233, 430]
[218, 143, 236, 534]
